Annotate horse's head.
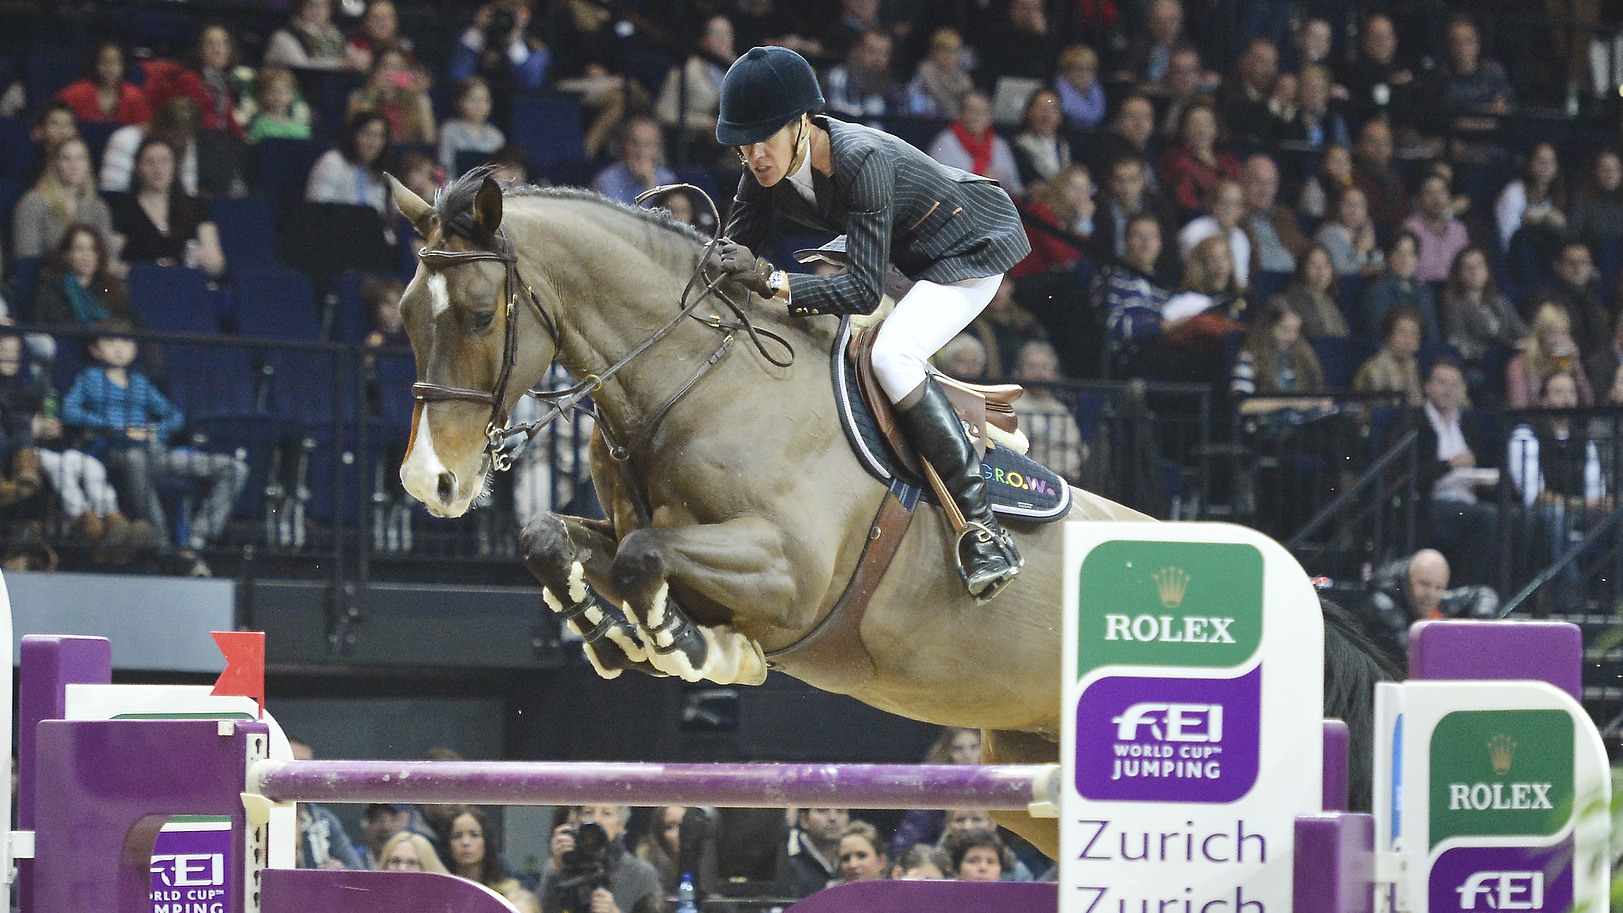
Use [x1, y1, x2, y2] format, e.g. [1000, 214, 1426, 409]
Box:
[391, 170, 558, 517]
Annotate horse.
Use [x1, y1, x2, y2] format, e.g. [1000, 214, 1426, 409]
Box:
[385, 169, 1397, 855]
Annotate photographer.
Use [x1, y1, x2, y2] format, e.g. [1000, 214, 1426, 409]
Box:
[449, 0, 549, 128]
[540, 806, 665, 913]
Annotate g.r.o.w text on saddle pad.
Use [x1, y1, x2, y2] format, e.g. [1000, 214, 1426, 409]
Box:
[832, 320, 1071, 522]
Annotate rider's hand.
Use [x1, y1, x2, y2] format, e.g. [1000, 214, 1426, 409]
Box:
[716, 241, 775, 297]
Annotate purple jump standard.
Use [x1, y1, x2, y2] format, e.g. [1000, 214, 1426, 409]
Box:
[253, 760, 1060, 810]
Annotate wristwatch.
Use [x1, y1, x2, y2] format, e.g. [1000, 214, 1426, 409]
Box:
[768, 269, 791, 301]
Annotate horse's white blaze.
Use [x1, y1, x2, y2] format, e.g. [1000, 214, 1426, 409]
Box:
[426, 273, 452, 317]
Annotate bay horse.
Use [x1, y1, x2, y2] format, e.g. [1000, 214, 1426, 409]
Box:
[387, 170, 1395, 853]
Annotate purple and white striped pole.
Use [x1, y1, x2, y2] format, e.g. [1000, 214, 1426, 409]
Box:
[251, 760, 1061, 811]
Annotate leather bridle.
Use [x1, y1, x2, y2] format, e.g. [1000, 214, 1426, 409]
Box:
[408, 185, 793, 472]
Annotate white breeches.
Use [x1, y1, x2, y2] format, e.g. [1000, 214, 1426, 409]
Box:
[870, 273, 1003, 402]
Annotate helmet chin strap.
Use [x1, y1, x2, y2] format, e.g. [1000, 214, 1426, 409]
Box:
[786, 114, 811, 175]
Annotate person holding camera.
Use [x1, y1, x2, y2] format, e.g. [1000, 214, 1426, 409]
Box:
[540, 805, 665, 913]
[449, 0, 549, 128]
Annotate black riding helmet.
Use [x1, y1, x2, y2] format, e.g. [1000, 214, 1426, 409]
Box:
[716, 46, 825, 146]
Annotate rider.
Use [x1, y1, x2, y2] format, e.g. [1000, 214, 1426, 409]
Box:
[712, 46, 1032, 601]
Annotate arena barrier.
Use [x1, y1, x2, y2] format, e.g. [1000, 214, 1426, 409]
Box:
[5, 523, 1612, 913]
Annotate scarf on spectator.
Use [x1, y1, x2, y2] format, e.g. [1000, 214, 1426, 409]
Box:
[63, 274, 109, 325]
[951, 121, 994, 176]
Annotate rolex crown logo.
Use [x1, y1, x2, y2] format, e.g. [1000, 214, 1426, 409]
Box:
[1487, 734, 1517, 775]
[1153, 567, 1191, 609]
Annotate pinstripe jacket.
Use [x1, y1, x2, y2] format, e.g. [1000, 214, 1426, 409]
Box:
[726, 116, 1031, 316]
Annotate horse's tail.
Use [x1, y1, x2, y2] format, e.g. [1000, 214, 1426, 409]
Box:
[1321, 595, 1403, 812]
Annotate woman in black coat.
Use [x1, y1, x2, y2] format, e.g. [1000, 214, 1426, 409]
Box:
[712, 46, 1032, 601]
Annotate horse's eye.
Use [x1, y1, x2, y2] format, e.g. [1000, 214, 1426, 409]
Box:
[465, 309, 496, 333]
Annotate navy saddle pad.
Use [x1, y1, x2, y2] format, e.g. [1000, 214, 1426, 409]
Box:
[831, 320, 1070, 523]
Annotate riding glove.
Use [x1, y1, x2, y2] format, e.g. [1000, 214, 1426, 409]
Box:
[716, 241, 776, 297]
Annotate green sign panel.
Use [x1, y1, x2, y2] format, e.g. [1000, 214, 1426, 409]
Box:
[1076, 540, 1264, 677]
[1429, 709, 1574, 848]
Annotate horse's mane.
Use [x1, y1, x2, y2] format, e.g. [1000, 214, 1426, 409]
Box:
[434, 166, 713, 250]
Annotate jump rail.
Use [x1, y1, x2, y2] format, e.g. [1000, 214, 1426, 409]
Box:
[252, 760, 1062, 811]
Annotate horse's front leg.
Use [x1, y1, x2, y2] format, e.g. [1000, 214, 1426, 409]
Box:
[521, 512, 659, 680]
[611, 516, 799, 685]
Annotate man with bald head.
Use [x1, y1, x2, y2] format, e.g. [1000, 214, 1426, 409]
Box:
[1240, 154, 1309, 276]
[1364, 549, 1450, 661]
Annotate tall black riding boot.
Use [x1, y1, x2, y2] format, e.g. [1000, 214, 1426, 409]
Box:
[896, 376, 1024, 601]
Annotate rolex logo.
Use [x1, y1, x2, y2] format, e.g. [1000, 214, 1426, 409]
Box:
[1153, 567, 1190, 609]
[1487, 734, 1517, 775]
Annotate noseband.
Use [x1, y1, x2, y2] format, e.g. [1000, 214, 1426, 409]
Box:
[409, 186, 793, 472]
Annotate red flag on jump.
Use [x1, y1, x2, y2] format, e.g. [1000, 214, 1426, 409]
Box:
[212, 631, 266, 718]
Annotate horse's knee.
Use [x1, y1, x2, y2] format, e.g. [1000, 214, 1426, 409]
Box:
[612, 529, 666, 593]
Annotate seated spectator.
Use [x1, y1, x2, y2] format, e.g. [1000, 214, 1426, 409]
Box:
[246, 66, 313, 143]
[1098, 213, 1174, 371]
[886, 728, 980, 861]
[774, 808, 848, 899]
[1120, 0, 1185, 84]
[1232, 299, 1328, 404]
[1279, 64, 1348, 150]
[306, 111, 394, 217]
[1585, 314, 1623, 401]
[1152, 45, 1211, 143]
[980, 0, 1060, 87]
[1350, 120, 1408, 234]
[1361, 549, 1497, 660]
[1440, 15, 1513, 118]
[1567, 149, 1623, 248]
[1158, 98, 1241, 217]
[1338, 13, 1419, 129]
[101, 97, 202, 196]
[1508, 370, 1607, 612]
[835, 821, 888, 884]
[1506, 302, 1595, 408]
[941, 826, 1013, 882]
[438, 77, 504, 174]
[1361, 233, 1439, 347]
[1094, 155, 1174, 267]
[1441, 246, 1525, 385]
[1353, 306, 1424, 406]
[32, 225, 140, 330]
[264, 0, 369, 72]
[1217, 37, 1284, 152]
[935, 333, 988, 380]
[61, 320, 248, 576]
[448, 1, 548, 127]
[54, 40, 151, 127]
[1272, 246, 1347, 339]
[590, 116, 675, 206]
[379, 832, 451, 874]
[655, 15, 735, 161]
[1531, 241, 1610, 356]
[907, 27, 973, 119]
[1240, 153, 1308, 276]
[109, 138, 227, 278]
[928, 92, 1023, 195]
[631, 806, 685, 895]
[1085, 94, 1156, 184]
[1402, 172, 1470, 284]
[1298, 143, 1352, 222]
[972, 277, 1048, 377]
[1051, 44, 1106, 131]
[289, 737, 363, 870]
[450, 807, 539, 913]
[824, 29, 904, 124]
[1011, 88, 1072, 192]
[0, 333, 150, 564]
[818, 0, 888, 62]
[358, 803, 419, 869]
[1314, 184, 1383, 277]
[1177, 179, 1249, 288]
[19, 103, 80, 189]
[1418, 357, 1500, 586]
[350, 0, 415, 64]
[1152, 233, 1247, 383]
[144, 24, 248, 143]
[1011, 341, 1086, 482]
[1012, 164, 1092, 279]
[348, 45, 436, 147]
[1283, 15, 1335, 73]
[891, 844, 950, 880]
[16, 138, 115, 265]
[1495, 142, 1567, 260]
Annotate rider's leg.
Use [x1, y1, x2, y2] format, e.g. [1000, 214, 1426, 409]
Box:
[872, 274, 1022, 600]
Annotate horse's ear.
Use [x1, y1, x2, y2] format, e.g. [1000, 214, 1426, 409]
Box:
[386, 172, 438, 239]
[473, 175, 504, 238]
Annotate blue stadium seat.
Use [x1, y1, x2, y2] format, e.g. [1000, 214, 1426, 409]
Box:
[208, 197, 280, 271]
[23, 52, 79, 114]
[78, 122, 118, 172]
[1310, 336, 1371, 390]
[1249, 270, 1291, 304]
[253, 138, 324, 217]
[165, 343, 261, 423]
[508, 93, 585, 177]
[9, 256, 42, 318]
[127, 264, 219, 335]
[0, 179, 24, 264]
[234, 266, 321, 341]
[0, 118, 30, 182]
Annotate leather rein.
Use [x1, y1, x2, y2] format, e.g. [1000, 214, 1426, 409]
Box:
[408, 184, 793, 471]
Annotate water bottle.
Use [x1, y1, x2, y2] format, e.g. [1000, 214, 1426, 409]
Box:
[675, 872, 698, 913]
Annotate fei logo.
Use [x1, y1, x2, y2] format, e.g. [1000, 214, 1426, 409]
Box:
[1431, 844, 1573, 913]
[1075, 668, 1260, 803]
[1457, 872, 1543, 910]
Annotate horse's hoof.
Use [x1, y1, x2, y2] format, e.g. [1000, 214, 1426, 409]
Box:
[610, 531, 666, 594]
[581, 638, 671, 680]
[520, 514, 577, 581]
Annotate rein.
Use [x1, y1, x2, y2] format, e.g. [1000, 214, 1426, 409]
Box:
[409, 184, 793, 471]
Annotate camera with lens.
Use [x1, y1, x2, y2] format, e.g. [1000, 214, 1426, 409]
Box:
[552, 821, 611, 913]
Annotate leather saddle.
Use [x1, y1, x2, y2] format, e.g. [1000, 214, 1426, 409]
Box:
[847, 324, 1024, 477]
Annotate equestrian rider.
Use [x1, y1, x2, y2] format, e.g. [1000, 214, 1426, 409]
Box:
[712, 46, 1032, 601]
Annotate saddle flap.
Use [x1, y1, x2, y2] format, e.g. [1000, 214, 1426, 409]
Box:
[849, 327, 1007, 468]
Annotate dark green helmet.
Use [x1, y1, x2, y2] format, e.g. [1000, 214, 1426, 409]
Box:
[716, 46, 824, 146]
